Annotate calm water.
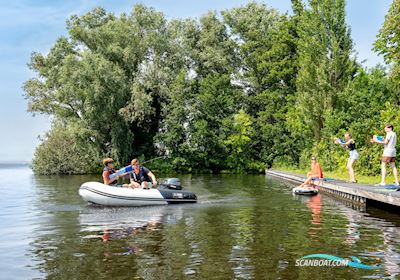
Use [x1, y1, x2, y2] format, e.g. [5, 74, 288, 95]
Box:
[1, 167, 400, 279]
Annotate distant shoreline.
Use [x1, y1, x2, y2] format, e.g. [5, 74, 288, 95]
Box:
[0, 162, 31, 168]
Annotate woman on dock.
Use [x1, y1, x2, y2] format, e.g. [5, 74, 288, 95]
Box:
[336, 132, 358, 183]
[299, 156, 323, 187]
[370, 124, 399, 186]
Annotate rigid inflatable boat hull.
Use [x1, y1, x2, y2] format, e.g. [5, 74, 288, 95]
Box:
[79, 182, 197, 206]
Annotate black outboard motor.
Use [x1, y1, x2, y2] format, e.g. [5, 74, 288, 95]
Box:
[157, 178, 197, 203]
[160, 178, 182, 190]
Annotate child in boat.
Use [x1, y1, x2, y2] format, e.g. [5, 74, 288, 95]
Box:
[335, 132, 358, 183]
[102, 158, 129, 187]
[128, 158, 158, 189]
[299, 156, 323, 188]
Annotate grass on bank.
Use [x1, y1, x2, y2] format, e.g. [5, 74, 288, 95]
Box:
[273, 166, 397, 185]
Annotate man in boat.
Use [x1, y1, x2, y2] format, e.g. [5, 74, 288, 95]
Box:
[129, 158, 158, 189]
[102, 158, 129, 187]
[298, 156, 323, 188]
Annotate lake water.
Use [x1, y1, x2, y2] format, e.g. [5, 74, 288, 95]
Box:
[1, 166, 400, 279]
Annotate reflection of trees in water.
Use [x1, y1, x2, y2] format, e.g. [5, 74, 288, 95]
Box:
[31, 173, 98, 206]
[322, 195, 400, 278]
[27, 173, 400, 279]
[29, 174, 89, 278]
[360, 209, 400, 277]
[290, 192, 392, 279]
[29, 173, 165, 278]
[29, 207, 174, 278]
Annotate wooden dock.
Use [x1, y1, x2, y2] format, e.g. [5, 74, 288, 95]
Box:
[266, 169, 400, 207]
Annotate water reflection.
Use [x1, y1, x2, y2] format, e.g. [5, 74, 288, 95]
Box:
[314, 194, 400, 278]
[2, 169, 399, 279]
[307, 194, 322, 239]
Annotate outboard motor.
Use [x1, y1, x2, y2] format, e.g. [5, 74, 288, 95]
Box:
[160, 178, 182, 190]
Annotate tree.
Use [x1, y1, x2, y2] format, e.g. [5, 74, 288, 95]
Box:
[32, 123, 100, 175]
[24, 36, 133, 163]
[157, 12, 241, 172]
[288, 0, 357, 141]
[24, 5, 172, 170]
[223, 2, 299, 166]
[224, 109, 254, 172]
[374, 0, 400, 98]
[312, 67, 394, 172]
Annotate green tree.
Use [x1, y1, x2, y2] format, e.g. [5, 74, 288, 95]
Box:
[223, 2, 299, 166]
[189, 74, 241, 172]
[32, 123, 100, 174]
[224, 109, 255, 172]
[158, 12, 241, 172]
[374, 0, 400, 103]
[24, 5, 172, 170]
[24, 37, 133, 163]
[288, 0, 357, 141]
[156, 70, 196, 171]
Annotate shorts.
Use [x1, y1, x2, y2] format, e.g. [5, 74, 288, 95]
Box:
[141, 182, 153, 189]
[381, 156, 396, 163]
[349, 150, 359, 160]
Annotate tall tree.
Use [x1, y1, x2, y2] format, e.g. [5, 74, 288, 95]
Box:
[374, 0, 400, 98]
[24, 5, 172, 168]
[223, 2, 299, 166]
[158, 12, 241, 172]
[289, 0, 356, 141]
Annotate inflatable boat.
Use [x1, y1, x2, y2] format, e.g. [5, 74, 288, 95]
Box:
[79, 178, 197, 206]
[292, 186, 318, 195]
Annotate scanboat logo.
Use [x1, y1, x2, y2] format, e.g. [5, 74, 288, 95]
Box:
[295, 254, 382, 270]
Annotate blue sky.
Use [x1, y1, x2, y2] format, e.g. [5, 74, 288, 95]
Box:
[0, 0, 393, 162]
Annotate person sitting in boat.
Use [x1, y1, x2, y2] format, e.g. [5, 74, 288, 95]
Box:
[102, 158, 129, 187]
[129, 158, 158, 189]
[298, 156, 323, 188]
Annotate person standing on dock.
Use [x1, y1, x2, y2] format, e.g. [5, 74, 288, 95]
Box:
[371, 124, 399, 186]
[335, 132, 358, 183]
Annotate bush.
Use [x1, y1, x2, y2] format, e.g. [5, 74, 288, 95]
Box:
[32, 125, 101, 175]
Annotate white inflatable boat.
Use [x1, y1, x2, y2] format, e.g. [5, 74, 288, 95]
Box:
[292, 186, 318, 195]
[79, 178, 197, 206]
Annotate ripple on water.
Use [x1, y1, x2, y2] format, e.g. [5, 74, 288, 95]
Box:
[1, 170, 400, 279]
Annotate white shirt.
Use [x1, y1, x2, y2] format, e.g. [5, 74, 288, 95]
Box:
[383, 131, 397, 157]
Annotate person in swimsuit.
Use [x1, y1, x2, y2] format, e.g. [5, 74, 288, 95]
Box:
[299, 156, 323, 188]
[371, 124, 399, 186]
[336, 132, 358, 183]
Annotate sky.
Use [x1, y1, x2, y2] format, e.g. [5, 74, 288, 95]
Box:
[0, 0, 393, 162]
